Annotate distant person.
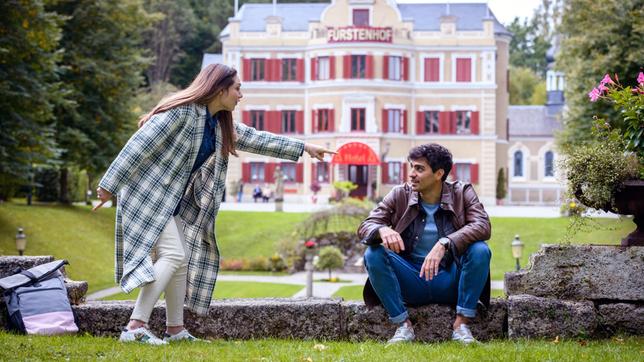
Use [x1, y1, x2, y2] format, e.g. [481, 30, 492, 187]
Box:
[358, 143, 491, 344]
[253, 184, 262, 203]
[94, 63, 335, 345]
[236, 179, 244, 202]
[262, 184, 272, 203]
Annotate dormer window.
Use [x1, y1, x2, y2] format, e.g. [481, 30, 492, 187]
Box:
[353, 9, 369, 26]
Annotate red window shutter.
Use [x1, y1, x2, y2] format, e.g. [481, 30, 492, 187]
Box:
[381, 162, 388, 183]
[456, 58, 471, 82]
[242, 111, 251, 126]
[416, 111, 424, 134]
[274, 59, 282, 81]
[471, 164, 479, 184]
[402, 163, 408, 183]
[296, 111, 304, 134]
[402, 57, 409, 81]
[242, 163, 251, 182]
[265, 163, 276, 183]
[296, 163, 303, 183]
[383, 55, 389, 80]
[329, 56, 336, 79]
[311, 163, 318, 183]
[311, 110, 318, 133]
[328, 109, 335, 132]
[296, 58, 304, 82]
[402, 110, 407, 134]
[449, 111, 457, 134]
[311, 57, 317, 81]
[439, 112, 449, 134]
[343, 55, 350, 79]
[382, 109, 388, 133]
[471, 111, 480, 135]
[424, 58, 429, 81]
[242, 59, 251, 81]
[269, 111, 280, 133]
[425, 58, 439, 82]
[366, 55, 374, 79]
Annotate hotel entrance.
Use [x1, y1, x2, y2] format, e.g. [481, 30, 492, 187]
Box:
[348, 165, 368, 198]
[331, 142, 380, 200]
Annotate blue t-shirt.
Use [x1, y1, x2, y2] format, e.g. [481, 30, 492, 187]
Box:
[410, 201, 440, 260]
[174, 109, 217, 215]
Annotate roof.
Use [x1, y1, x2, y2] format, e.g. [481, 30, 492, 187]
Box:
[233, 2, 509, 35]
[508, 105, 562, 137]
[201, 53, 223, 69]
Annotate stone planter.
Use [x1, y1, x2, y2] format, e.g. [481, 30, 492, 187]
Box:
[614, 180, 644, 246]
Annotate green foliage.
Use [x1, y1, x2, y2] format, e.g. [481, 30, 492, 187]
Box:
[132, 81, 179, 117]
[496, 168, 507, 200]
[0, 0, 65, 199]
[332, 180, 358, 200]
[316, 245, 344, 279]
[561, 131, 639, 211]
[509, 67, 547, 105]
[556, 0, 644, 152]
[506, 17, 551, 78]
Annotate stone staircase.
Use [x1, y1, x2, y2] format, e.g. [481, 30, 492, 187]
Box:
[1, 245, 642, 341]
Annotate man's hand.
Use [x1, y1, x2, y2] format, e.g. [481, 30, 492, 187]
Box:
[420, 242, 446, 281]
[304, 143, 336, 161]
[92, 187, 113, 211]
[378, 226, 405, 254]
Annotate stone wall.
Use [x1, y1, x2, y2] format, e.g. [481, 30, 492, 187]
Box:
[2, 247, 643, 340]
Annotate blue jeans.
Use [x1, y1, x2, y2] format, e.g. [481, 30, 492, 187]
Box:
[364, 241, 491, 324]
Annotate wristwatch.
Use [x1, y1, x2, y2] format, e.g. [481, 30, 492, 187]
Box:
[438, 237, 450, 250]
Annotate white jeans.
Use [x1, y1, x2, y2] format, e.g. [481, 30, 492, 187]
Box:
[130, 216, 187, 326]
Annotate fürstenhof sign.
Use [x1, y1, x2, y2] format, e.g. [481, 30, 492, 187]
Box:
[327, 26, 393, 43]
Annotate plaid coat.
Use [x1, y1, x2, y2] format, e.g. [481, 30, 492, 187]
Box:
[99, 103, 304, 315]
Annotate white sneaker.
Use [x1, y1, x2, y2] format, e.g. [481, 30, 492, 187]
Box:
[119, 326, 167, 345]
[387, 324, 415, 344]
[452, 324, 479, 344]
[163, 329, 210, 343]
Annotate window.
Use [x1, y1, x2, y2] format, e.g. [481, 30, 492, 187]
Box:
[388, 56, 401, 80]
[513, 151, 523, 177]
[455, 163, 471, 183]
[387, 109, 402, 133]
[424, 58, 440, 82]
[545, 151, 554, 177]
[387, 162, 402, 184]
[317, 109, 330, 132]
[456, 58, 472, 82]
[281, 163, 296, 183]
[351, 55, 366, 79]
[424, 111, 439, 133]
[317, 56, 330, 80]
[455, 111, 471, 134]
[250, 111, 265, 130]
[316, 162, 330, 183]
[281, 111, 296, 133]
[251, 59, 265, 81]
[353, 9, 369, 26]
[281, 58, 297, 81]
[250, 162, 265, 182]
[351, 108, 366, 131]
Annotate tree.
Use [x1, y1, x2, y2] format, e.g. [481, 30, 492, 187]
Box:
[316, 246, 344, 280]
[556, 0, 644, 153]
[48, 0, 152, 203]
[496, 168, 507, 201]
[0, 0, 65, 199]
[509, 67, 546, 105]
[506, 17, 551, 78]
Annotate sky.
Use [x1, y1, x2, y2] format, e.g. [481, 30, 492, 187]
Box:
[396, 0, 543, 25]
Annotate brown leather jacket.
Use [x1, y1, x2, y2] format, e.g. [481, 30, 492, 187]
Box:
[358, 181, 492, 307]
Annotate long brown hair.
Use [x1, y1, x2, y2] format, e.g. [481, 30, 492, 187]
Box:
[138, 64, 239, 157]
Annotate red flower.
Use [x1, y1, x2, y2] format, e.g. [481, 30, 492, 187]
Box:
[304, 240, 316, 248]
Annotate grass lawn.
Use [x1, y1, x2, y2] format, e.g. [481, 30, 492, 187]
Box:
[0, 200, 635, 292]
[333, 285, 506, 301]
[102, 281, 303, 301]
[0, 332, 640, 362]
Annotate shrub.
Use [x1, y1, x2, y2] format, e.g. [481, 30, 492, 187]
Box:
[316, 246, 345, 279]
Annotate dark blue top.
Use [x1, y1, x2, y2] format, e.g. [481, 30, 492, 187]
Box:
[410, 201, 440, 262]
[174, 109, 218, 215]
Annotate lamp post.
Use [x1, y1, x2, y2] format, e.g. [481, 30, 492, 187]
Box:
[511, 234, 524, 271]
[304, 240, 317, 298]
[15, 227, 27, 256]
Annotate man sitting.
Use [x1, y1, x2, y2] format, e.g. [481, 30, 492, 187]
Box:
[358, 143, 491, 344]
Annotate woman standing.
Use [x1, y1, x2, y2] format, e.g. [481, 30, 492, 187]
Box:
[94, 64, 334, 344]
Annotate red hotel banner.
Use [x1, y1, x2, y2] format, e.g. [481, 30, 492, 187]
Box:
[331, 142, 381, 165]
[327, 26, 393, 43]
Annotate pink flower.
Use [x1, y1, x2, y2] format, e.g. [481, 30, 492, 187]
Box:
[600, 73, 614, 85]
[598, 84, 608, 93]
[638, 72, 644, 85]
[304, 240, 316, 248]
[588, 87, 601, 102]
